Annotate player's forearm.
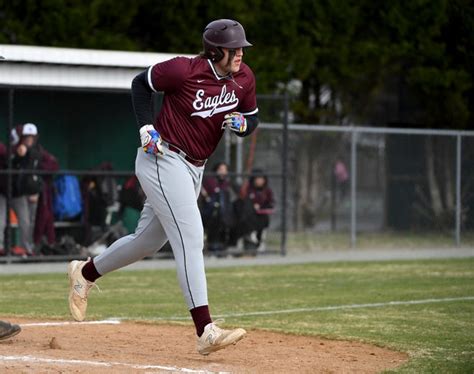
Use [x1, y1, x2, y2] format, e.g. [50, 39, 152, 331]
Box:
[235, 114, 259, 137]
[131, 71, 154, 128]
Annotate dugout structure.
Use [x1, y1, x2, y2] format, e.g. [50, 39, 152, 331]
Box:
[0, 45, 289, 260]
[0, 45, 189, 258]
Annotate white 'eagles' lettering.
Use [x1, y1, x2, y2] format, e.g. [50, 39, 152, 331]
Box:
[191, 85, 239, 118]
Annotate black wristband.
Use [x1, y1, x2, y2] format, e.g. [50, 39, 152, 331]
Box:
[235, 113, 259, 137]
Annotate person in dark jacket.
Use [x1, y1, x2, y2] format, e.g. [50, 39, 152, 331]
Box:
[10, 123, 47, 255]
[117, 175, 146, 234]
[238, 169, 275, 252]
[200, 162, 236, 255]
[0, 127, 23, 255]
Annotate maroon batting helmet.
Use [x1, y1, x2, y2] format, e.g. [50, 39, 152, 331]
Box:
[202, 19, 252, 62]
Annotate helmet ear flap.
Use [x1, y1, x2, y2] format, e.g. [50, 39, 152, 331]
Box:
[203, 44, 225, 62]
[211, 47, 224, 62]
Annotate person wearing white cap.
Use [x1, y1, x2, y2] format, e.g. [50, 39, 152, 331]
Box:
[0, 129, 22, 255]
[9, 123, 43, 256]
[22, 123, 38, 137]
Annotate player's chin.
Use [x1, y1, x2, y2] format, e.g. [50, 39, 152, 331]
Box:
[231, 64, 241, 73]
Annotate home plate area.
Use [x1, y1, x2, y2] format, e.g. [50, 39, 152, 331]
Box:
[0, 319, 407, 373]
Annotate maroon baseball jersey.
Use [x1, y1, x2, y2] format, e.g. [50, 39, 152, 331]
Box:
[147, 56, 258, 160]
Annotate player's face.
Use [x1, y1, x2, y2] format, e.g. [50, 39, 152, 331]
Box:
[216, 47, 243, 75]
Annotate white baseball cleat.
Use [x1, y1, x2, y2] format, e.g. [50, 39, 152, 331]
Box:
[197, 320, 246, 355]
[68, 259, 96, 322]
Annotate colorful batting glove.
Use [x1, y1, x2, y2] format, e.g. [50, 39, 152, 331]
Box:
[222, 112, 247, 134]
[139, 124, 164, 155]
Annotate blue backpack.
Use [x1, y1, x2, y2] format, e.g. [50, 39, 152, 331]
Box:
[53, 175, 83, 220]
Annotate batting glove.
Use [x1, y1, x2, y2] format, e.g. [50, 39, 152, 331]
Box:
[139, 125, 164, 155]
[222, 112, 247, 134]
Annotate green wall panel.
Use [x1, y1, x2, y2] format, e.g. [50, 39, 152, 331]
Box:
[1, 88, 140, 171]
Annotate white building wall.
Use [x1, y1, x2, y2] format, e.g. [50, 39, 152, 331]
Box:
[0, 63, 142, 90]
[0, 44, 194, 90]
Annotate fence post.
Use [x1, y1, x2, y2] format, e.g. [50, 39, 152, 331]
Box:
[224, 130, 231, 166]
[350, 128, 357, 249]
[5, 88, 14, 260]
[236, 136, 243, 185]
[281, 92, 289, 256]
[455, 134, 461, 246]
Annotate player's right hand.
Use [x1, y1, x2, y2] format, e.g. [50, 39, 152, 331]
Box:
[139, 125, 164, 155]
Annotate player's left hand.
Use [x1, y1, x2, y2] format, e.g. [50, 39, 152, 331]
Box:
[222, 112, 247, 134]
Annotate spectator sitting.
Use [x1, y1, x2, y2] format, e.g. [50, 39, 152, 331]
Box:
[82, 162, 119, 245]
[200, 162, 236, 256]
[238, 169, 275, 253]
[118, 175, 146, 233]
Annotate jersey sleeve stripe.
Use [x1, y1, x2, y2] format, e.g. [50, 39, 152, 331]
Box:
[241, 108, 259, 116]
[147, 66, 157, 92]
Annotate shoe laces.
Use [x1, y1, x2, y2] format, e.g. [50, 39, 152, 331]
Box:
[76, 280, 100, 300]
[87, 282, 101, 293]
[209, 319, 226, 333]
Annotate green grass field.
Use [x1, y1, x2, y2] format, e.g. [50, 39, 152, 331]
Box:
[267, 231, 474, 251]
[1, 258, 473, 373]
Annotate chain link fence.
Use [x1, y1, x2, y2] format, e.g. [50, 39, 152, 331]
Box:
[251, 122, 474, 252]
[1, 88, 473, 262]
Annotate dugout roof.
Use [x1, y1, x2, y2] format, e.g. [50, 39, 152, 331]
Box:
[0, 44, 193, 91]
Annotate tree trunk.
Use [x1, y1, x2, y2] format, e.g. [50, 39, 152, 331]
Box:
[425, 137, 443, 218]
[444, 143, 454, 212]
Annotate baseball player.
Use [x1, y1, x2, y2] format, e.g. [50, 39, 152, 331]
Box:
[0, 320, 21, 340]
[68, 19, 258, 355]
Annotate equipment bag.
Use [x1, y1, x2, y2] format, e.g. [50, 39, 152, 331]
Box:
[53, 175, 83, 220]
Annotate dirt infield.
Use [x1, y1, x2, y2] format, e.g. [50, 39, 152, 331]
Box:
[0, 319, 408, 373]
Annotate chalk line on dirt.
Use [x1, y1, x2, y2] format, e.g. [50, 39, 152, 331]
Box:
[0, 355, 223, 373]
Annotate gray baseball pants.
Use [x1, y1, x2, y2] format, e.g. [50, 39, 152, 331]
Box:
[94, 148, 207, 309]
